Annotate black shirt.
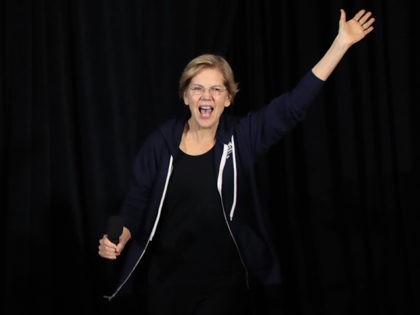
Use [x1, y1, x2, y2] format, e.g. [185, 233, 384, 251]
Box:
[144, 147, 245, 290]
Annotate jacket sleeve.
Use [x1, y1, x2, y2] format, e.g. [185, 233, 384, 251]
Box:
[118, 131, 163, 236]
[242, 70, 325, 157]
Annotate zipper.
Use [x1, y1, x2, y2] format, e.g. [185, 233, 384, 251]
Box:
[103, 240, 151, 301]
[219, 195, 250, 289]
[105, 156, 174, 301]
[217, 142, 250, 289]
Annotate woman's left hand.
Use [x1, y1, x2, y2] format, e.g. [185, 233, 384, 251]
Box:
[337, 9, 375, 47]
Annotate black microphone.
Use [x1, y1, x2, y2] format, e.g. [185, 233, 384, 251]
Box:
[106, 215, 124, 245]
[103, 215, 124, 295]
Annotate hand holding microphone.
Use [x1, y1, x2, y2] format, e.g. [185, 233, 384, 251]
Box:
[99, 215, 129, 294]
[98, 215, 129, 260]
[106, 215, 124, 245]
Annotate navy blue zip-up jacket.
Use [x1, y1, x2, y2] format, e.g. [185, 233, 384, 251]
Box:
[105, 71, 324, 300]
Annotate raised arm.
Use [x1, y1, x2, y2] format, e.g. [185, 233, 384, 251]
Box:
[312, 9, 375, 81]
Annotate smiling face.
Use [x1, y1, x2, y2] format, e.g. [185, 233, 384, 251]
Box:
[183, 68, 231, 131]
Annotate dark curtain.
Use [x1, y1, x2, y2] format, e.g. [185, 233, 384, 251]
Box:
[1, 0, 418, 314]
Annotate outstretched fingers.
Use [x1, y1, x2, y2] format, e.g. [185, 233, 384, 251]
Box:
[353, 9, 375, 32]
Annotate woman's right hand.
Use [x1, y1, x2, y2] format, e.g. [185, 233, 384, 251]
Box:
[98, 227, 131, 260]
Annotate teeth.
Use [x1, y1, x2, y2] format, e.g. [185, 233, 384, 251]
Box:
[199, 106, 213, 113]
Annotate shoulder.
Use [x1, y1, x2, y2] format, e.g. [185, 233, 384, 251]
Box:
[140, 115, 186, 156]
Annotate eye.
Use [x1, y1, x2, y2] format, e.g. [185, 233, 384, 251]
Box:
[211, 87, 223, 93]
[190, 86, 204, 94]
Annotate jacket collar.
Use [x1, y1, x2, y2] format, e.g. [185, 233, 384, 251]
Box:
[159, 112, 235, 156]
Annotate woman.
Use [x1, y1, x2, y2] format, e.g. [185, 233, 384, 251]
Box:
[98, 8, 375, 314]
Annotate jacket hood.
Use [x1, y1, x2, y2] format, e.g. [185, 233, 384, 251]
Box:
[158, 112, 237, 155]
[158, 114, 188, 155]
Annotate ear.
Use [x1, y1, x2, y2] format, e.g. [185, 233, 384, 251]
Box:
[224, 95, 232, 107]
[183, 91, 189, 105]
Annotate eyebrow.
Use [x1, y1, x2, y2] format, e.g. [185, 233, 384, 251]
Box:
[190, 83, 224, 87]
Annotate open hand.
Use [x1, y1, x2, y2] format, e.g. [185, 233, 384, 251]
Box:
[338, 9, 375, 47]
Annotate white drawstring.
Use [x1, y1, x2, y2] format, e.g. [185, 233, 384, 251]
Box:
[217, 136, 238, 221]
[229, 136, 237, 220]
[217, 145, 227, 195]
[149, 155, 173, 240]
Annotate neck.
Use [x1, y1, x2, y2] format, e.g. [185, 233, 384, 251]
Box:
[185, 118, 218, 141]
[180, 121, 217, 155]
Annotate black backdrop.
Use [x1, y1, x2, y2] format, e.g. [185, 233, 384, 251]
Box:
[1, 1, 418, 314]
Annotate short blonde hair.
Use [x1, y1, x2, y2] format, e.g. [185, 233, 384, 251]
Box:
[179, 54, 239, 102]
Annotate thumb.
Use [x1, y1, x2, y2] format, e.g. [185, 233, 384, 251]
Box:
[340, 9, 346, 23]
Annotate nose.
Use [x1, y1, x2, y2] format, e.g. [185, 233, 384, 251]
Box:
[202, 88, 212, 96]
[200, 88, 213, 98]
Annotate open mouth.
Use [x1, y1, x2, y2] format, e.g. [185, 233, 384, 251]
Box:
[199, 106, 213, 118]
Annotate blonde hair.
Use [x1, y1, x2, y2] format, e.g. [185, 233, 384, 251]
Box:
[179, 54, 239, 102]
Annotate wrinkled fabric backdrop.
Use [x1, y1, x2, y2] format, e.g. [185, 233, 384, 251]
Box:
[1, 0, 418, 314]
